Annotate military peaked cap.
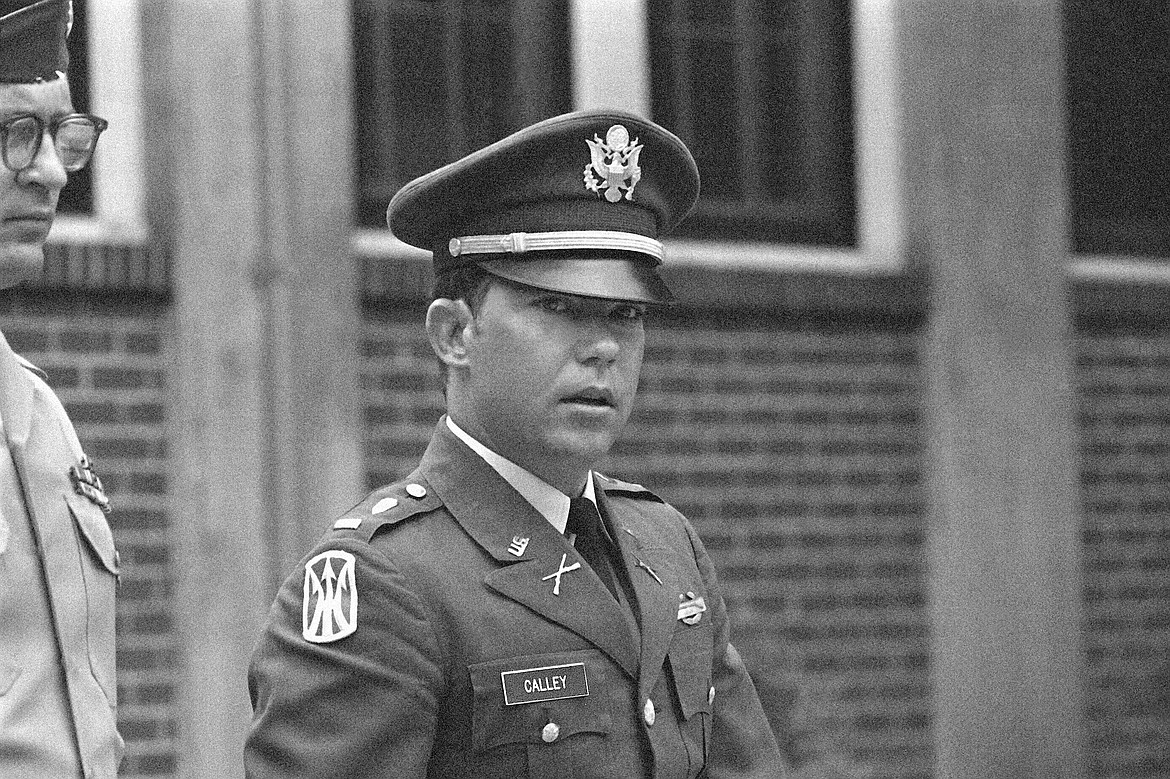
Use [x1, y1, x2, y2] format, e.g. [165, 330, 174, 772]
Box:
[0, 0, 71, 83]
[387, 110, 700, 304]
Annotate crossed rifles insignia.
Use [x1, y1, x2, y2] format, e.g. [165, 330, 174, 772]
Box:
[69, 454, 111, 514]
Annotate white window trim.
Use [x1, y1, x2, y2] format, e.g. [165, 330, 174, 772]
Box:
[48, 0, 149, 245]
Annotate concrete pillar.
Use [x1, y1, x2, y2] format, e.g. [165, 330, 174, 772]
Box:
[145, 2, 361, 775]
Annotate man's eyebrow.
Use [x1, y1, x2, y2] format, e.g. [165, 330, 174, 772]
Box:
[0, 108, 72, 122]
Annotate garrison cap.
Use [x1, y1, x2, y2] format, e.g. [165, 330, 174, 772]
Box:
[387, 110, 700, 304]
[0, 0, 71, 83]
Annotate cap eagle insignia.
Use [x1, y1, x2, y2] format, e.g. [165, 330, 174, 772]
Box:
[583, 124, 642, 202]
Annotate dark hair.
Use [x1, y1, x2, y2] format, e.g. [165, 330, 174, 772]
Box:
[432, 262, 493, 313]
[431, 263, 495, 392]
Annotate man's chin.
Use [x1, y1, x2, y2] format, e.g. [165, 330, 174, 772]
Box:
[0, 245, 45, 289]
[543, 428, 620, 467]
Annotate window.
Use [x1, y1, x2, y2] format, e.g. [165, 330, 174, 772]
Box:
[47, 0, 147, 247]
[647, 0, 856, 246]
[353, 0, 573, 228]
[1066, 0, 1170, 259]
[353, 0, 893, 271]
[58, 0, 94, 215]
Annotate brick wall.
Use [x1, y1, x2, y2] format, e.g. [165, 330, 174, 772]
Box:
[0, 289, 177, 778]
[5, 272, 1169, 779]
[1078, 325, 1170, 779]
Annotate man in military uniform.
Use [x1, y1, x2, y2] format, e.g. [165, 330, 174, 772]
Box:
[0, 1, 121, 777]
[246, 110, 784, 778]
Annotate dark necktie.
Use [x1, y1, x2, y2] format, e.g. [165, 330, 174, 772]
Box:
[566, 497, 619, 600]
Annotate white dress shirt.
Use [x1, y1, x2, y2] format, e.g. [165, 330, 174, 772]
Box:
[445, 415, 597, 534]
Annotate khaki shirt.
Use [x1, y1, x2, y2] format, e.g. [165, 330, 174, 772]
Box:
[0, 331, 122, 779]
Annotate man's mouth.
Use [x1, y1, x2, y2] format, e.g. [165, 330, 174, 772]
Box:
[562, 387, 615, 408]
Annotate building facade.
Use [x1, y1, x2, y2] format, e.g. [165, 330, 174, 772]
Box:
[8, 1, 1166, 777]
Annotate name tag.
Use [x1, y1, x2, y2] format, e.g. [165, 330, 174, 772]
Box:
[501, 662, 589, 706]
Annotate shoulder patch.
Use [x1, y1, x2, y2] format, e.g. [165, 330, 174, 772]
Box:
[331, 477, 444, 541]
[595, 472, 665, 503]
[302, 549, 358, 643]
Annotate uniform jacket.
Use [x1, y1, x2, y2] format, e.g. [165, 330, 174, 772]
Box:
[0, 330, 122, 779]
[247, 421, 784, 778]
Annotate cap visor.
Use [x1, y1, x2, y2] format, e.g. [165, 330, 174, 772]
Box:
[477, 257, 675, 304]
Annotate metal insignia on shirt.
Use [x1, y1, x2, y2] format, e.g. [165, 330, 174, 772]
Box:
[583, 124, 642, 203]
[302, 550, 358, 643]
[542, 553, 581, 596]
[508, 536, 530, 557]
[69, 454, 111, 514]
[677, 591, 707, 625]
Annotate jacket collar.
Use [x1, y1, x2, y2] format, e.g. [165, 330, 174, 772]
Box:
[418, 421, 642, 676]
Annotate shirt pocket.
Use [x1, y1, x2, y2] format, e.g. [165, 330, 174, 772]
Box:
[469, 649, 615, 778]
[65, 492, 119, 706]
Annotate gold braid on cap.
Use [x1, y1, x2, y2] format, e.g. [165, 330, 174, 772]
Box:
[447, 230, 664, 261]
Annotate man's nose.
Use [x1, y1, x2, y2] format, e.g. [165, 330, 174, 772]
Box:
[20, 132, 68, 190]
[577, 319, 622, 365]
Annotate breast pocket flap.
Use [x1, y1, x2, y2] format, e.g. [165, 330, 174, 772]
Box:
[469, 649, 613, 752]
[65, 492, 119, 576]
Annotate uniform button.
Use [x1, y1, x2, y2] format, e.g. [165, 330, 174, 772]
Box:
[643, 698, 656, 726]
[708, 686, 716, 705]
[541, 722, 560, 743]
[406, 483, 427, 498]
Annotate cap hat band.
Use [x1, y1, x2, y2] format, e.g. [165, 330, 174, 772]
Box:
[447, 230, 664, 262]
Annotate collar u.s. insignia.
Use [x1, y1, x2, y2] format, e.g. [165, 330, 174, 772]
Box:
[583, 124, 642, 203]
[302, 550, 358, 643]
[69, 454, 111, 514]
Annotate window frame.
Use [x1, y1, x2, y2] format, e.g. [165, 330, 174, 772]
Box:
[354, 0, 907, 275]
[355, 0, 1170, 283]
[47, 0, 148, 245]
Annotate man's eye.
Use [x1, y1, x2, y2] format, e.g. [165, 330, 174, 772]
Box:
[613, 305, 646, 322]
[536, 297, 571, 314]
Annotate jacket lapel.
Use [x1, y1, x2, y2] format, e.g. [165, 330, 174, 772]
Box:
[419, 423, 640, 678]
[599, 489, 678, 697]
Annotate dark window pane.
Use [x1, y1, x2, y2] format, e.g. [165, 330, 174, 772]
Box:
[388, 15, 448, 181]
[690, 42, 741, 202]
[649, 0, 855, 246]
[1066, 0, 1170, 257]
[760, 37, 802, 201]
[687, 0, 734, 27]
[762, 0, 799, 32]
[353, 0, 572, 228]
[58, 0, 95, 216]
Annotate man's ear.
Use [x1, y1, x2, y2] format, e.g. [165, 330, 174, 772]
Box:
[425, 298, 475, 369]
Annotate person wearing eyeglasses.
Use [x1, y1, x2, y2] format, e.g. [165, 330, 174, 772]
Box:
[0, 2, 121, 778]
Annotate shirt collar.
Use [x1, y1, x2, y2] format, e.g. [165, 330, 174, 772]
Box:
[445, 415, 595, 533]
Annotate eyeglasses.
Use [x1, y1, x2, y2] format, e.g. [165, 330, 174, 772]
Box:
[0, 113, 108, 174]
